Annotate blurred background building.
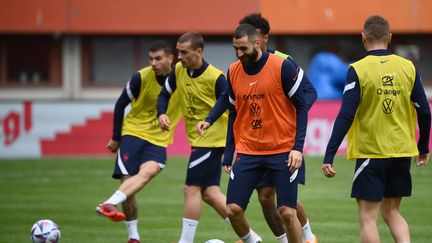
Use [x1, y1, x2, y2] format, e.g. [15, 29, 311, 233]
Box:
[1, 0, 432, 100]
[1, 0, 431, 157]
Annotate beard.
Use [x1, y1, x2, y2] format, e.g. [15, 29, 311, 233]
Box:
[239, 48, 258, 67]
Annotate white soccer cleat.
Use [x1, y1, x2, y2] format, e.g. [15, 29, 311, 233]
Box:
[251, 229, 262, 242]
[304, 234, 318, 243]
[235, 229, 262, 243]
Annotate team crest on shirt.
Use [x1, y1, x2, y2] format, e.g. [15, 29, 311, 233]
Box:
[187, 107, 196, 115]
[122, 153, 129, 162]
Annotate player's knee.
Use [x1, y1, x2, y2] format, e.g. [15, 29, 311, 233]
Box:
[138, 161, 161, 178]
[183, 185, 200, 198]
[203, 186, 222, 199]
[226, 203, 244, 219]
[258, 195, 275, 208]
[380, 207, 398, 223]
[381, 212, 390, 224]
[182, 185, 190, 195]
[257, 187, 275, 205]
[135, 171, 158, 187]
[202, 191, 216, 204]
[202, 192, 213, 204]
[278, 206, 297, 221]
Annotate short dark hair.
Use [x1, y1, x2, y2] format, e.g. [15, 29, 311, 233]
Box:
[177, 31, 204, 50]
[149, 40, 173, 55]
[233, 23, 258, 42]
[363, 15, 390, 42]
[239, 13, 270, 35]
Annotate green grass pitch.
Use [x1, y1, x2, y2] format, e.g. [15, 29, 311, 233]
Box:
[0, 156, 431, 242]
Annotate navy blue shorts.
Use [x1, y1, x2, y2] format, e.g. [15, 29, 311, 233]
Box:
[185, 147, 224, 187]
[351, 157, 412, 201]
[112, 135, 167, 179]
[227, 152, 299, 210]
[256, 157, 306, 187]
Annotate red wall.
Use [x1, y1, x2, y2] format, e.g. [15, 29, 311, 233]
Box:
[0, 0, 259, 34]
[1, 0, 431, 34]
[262, 0, 432, 34]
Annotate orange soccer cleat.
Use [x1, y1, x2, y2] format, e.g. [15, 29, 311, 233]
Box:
[95, 203, 125, 222]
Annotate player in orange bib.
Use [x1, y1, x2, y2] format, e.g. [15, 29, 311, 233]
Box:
[197, 14, 317, 243]
[222, 24, 316, 243]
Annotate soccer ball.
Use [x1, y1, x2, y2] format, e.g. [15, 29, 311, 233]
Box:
[205, 240, 225, 243]
[30, 219, 61, 243]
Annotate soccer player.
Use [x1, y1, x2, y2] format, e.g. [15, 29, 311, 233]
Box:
[219, 24, 316, 243]
[197, 13, 317, 243]
[157, 31, 249, 243]
[322, 15, 431, 243]
[95, 40, 181, 243]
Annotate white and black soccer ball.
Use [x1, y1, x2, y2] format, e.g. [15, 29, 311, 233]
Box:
[30, 219, 61, 243]
[205, 240, 225, 243]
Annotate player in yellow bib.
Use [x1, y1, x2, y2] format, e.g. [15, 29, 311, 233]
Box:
[323, 16, 430, 243]
[96, 40, 181, 243]
[157, 32, 233, 243]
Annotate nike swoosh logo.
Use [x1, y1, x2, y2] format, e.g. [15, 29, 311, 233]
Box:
[249, 81, 257, 86]
[380, 60, 389, 64]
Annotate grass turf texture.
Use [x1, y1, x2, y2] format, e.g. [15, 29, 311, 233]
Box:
[0, 156, 431, 242]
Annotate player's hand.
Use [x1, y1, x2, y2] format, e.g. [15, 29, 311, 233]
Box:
[196, 121, 211, 136]
[322, 163, 336, 178]
[223, 165, 232, 174]
[158, 114, 170, 131]
[414, 153, 429, 167]
[287, 150, 302, 173]
[106, 139, 119, 153]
